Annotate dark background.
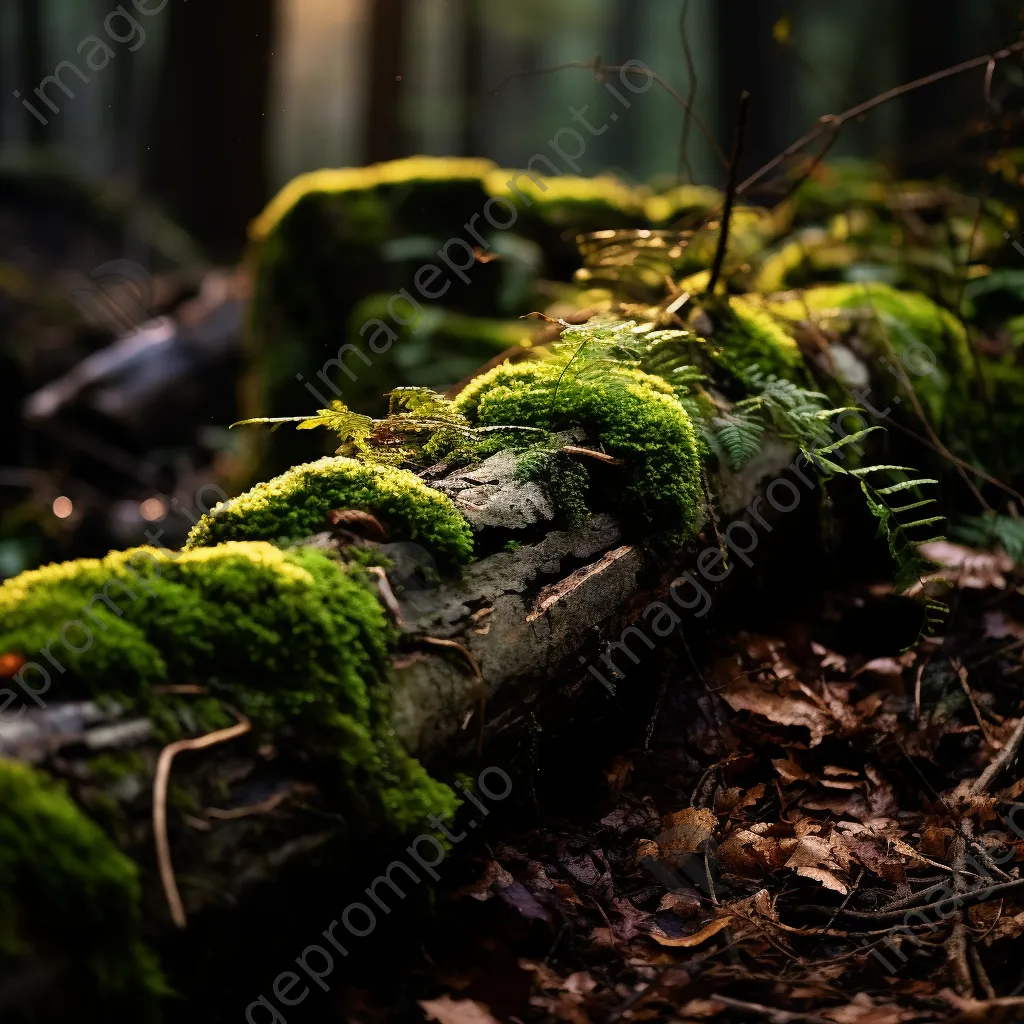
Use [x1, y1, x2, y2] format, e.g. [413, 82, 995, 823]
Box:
[4, 0, 1023, 260]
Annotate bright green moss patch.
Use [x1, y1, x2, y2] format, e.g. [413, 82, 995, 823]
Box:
[453, 356, 704, 546]
[185, 457, 474, 570]
[0, 758, 167, 1015]
[251, 156, 498, 244]
[700, 295, 807, 383]
[0, 542, 456, 831]
[485, 169, 645, 229]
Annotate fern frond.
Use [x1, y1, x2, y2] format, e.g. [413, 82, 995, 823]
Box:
[801, 428, 947, 636]
[874, 478, 939, 495]
[387, 387, 463, 421]
[811, 426, 883, 456]
[709, 413, 765, 470]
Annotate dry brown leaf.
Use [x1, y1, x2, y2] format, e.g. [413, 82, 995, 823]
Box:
[657, 807, 718, 859]
[658, 891, 702, 917]
[856, 654, 914, 680]
[719, 828, 790, 875]
[678, 998, 728, 1018]
[919, 541, 1015, 590]
[920, 825, 954, 858]
[714, 783, 766, 814]
[633, 838, 660, 868]
[650, 915, 732, 947]
[786, 833, 851, 893]
[723, 680, 833, 746]
[458, 860, 514, 900]
[825, 997, 913, 1023]
[773, 757, 809, 783]
[812, 641, 849, 674]
[420, 995, 502, 1024]
[796, 866, 849, 894]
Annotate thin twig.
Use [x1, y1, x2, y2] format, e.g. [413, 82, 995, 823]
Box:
[970, 943, 997, 1000]
[969, 713, 1024, 797]
[738, 37, 1024, 197]
[705, 91, 750, 296]
[946, 821, 973, 996]
[421, 636, 486, 756]
[954, 659, 996, 748]
[560, 445, 625, 466]
[367, 566, 405, 625]
[873, 322, 993, 512]
[707, 995, 836, 1024]
[153, 708, 252, 928]
[205, 787, 293, 821]
[675, 0, 698, 183]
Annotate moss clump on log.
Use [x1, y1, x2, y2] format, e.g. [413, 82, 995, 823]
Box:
[0, 758, 167, 1016]
[0, 542, 456, 829]
[483, 169, 645, 229]
[451, 354, 704, 547]
[185, 457, 474, 570]
[705, 295, 807, 383]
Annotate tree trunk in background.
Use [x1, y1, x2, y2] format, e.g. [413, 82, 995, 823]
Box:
[458, 0, 482, 157]
[365, 0, 409, 163]
[17, 0, 45, 147]
[898, 0, 971, 179]
[714, 0, 793, 198]
[141, 0, 276, 258]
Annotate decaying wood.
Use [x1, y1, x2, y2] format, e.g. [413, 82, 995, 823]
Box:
[0, 430, 798, 968]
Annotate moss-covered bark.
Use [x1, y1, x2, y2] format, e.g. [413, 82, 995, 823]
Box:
[7, 156, 1024, 1020]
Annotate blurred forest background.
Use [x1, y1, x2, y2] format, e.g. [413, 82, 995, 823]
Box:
[2, 0, 1024, 581]
[4, 0, 1024, 257]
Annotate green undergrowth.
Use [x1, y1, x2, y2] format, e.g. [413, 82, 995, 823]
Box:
[0, 542, 456, 829]
[703, 294, 809, 383]
[761, 282, 974, 428]
[185, 457, 474, 570]
[0, 758, 167, 1016]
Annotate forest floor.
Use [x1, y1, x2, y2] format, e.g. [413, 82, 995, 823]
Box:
[323, 539, 1024, 1024]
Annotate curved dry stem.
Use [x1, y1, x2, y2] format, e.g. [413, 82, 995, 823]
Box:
[420, 636, 485, 756]
[153, 708, 252, 928]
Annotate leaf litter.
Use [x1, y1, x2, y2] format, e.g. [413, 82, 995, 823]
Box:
[342, 540, 1024, 1023]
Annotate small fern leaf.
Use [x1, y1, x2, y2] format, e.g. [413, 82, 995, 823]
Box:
[812, 426, 883, 456]
[874, 478, 939, 495]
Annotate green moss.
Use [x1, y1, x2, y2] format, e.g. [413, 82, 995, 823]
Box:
[251, 157, 499, 244]
[0, 758, 167, 1015]
[644, 184, 722, 225]
[485, 170, 645, 228]
[702, 295, 807, 383]
[0, 542, 457, 831]
[762, 282, 974, 428]
[514, 443, 592, 529]
[453, 356, 704, 547]
[185, 457, 474, 571]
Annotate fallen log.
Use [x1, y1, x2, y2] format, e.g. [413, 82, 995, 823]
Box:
[0, 297, 953, 1022]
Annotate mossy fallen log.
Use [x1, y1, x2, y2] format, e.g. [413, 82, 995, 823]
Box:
[8, 152, 1023, 1020]
[0, 291, 947, 1022]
